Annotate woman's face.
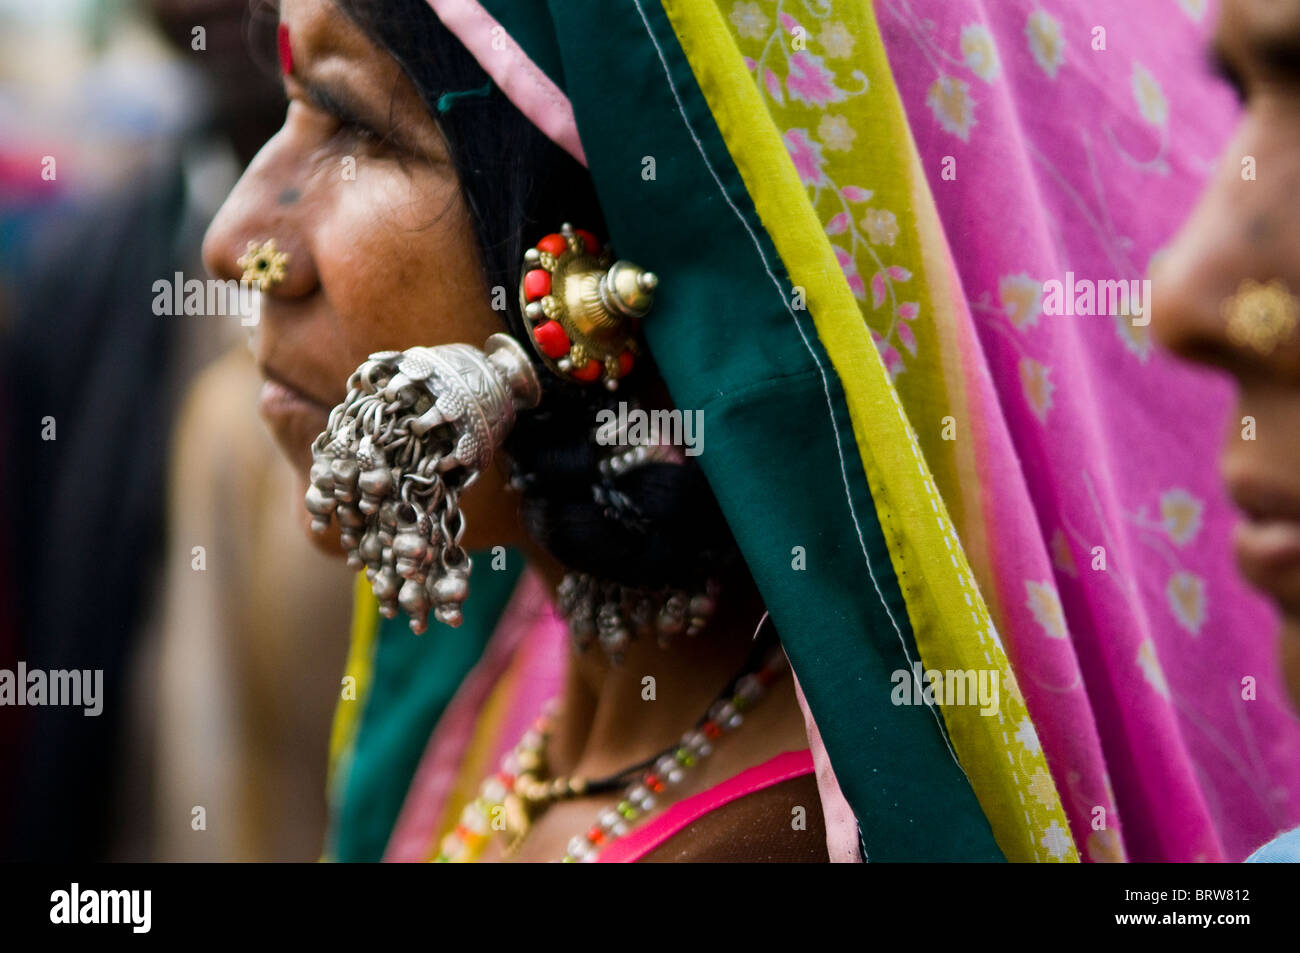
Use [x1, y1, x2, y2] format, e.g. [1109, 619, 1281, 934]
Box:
[202, 0, 521, 550]
[1152, 0, 1300, 701]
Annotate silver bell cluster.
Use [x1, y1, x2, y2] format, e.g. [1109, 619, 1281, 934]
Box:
[306, 333, 540, 633]
[555, 573, 720, 663]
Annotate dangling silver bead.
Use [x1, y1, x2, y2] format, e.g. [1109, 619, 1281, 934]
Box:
[356, 468, 390, 499]
[657, 592, 687, 640]
[330, 458, 360, 502]
[598, 625, 630, 662]
[399, 578, 431, 633]
[306, 335, 539, 635]
[305, 483, 337, 518]
[430, 572, 469, 606]
[556, 574, 584, 615]
[335, 503, 365, 530]
[358, 530, 383, 566]
[434, 605, 464, 628]
[689, 591, 716, 619]
[570, 601, 597, 653]
[371, 565, 401, 603]
[628, 596, 655, 639]
[554, 572, 722, 660]
[310, 459, 335, 491]
[392, 531, 429, 580]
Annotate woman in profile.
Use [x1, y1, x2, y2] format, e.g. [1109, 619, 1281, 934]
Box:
[1152, 0, 1300, 861]
[200, 0, 1297, 863]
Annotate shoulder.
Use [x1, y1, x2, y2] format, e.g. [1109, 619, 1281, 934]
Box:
[638, 770, 829, 862]
[1246, 825, 1300, 862]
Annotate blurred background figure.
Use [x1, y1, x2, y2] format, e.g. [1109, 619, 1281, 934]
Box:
[0, 0, 353, 860]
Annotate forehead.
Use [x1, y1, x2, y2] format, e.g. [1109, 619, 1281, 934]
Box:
[279, 0, 383, 68]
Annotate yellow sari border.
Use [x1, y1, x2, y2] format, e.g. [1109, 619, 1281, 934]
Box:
[659, 0, 1076, 861]
[326, 575, 381, 809]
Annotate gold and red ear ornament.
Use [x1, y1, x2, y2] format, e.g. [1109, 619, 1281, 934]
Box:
[519, 223, 658, 390]
[1223, 278, 1300, 356]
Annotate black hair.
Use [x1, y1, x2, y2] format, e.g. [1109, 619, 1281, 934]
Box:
[334, 0, 738, 589]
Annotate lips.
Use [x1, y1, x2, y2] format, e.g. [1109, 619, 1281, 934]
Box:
[259, 373, 331, 417]
[258, 371, 334, 472]
[1228, 478, 1300, 609]
[1236, 519, 1300, 565]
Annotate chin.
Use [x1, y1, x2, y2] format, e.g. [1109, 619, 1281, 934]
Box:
[1281, 618, 1300, 714]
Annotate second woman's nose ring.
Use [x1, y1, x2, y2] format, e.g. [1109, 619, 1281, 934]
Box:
[1224, 278, 1299, 355]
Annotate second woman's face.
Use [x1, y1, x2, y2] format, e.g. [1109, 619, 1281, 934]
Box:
[202, 0, 521, 549]
[1152, 0, 1300, 697]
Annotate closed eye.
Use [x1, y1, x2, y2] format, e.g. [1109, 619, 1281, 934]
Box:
[335, 115, 384, 146]
[290, 76, 403, 151]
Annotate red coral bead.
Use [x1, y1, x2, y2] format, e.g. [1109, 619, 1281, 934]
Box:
[537, 233, 567, 257]
[587, 827, 605, 845]
[571, 358, 602, 382]
[617, 350, 635, 377]
[523, 269, 551, 301]
[533, 321, 570, 359]
[575, 228, 601, 255]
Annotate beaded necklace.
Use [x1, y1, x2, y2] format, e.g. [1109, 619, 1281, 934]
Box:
[436, 620, 785, 863]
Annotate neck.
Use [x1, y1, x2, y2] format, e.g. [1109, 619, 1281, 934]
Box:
[525, 551, 765, 780]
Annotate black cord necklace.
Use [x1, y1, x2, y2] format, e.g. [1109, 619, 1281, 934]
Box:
[514, 612, 782, 806]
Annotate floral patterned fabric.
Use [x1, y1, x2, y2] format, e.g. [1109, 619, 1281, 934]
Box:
[724, 0, 1300, 861]
[687, 0, 1076, 860]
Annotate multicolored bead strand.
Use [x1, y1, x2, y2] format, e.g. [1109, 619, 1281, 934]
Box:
[561, 652, 784, 862]
[434, 634, 785, 863]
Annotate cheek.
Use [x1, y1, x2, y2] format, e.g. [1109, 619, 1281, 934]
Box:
[313, 165, 500, 361]
[1223, 384, 1300, 479]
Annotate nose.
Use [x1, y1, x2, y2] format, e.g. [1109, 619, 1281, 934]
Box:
[1150, 115, 1288, 377]
[202, 129, 317, 300]
[1151, 166, 1246, 374]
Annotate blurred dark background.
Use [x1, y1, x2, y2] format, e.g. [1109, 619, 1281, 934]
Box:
[0, 0, 353, 861]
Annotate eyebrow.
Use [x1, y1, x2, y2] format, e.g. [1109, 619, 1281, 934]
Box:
[1211, 26, 1300, 96]
[1253, 33, 1300, 83]
[299, 76, 382, 130]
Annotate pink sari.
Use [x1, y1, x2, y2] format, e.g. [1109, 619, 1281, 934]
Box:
[876, 0, 1300, 860]
[384, 0, 1300, 863]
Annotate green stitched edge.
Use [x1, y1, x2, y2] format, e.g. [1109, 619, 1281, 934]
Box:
[474, 0, 1001, 861]
[328, 549, 524, 862]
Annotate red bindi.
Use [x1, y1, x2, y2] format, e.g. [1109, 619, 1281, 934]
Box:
[277, 23, 293, 76]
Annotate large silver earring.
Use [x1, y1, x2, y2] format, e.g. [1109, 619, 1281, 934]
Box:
[306, 334, 541, 632]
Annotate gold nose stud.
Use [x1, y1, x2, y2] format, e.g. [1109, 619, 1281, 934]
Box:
[1223, 278, 1299, 355]
[238, 239, 290, 291]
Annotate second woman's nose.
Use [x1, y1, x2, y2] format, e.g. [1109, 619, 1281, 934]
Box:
[1151, 117, 1290, 378]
